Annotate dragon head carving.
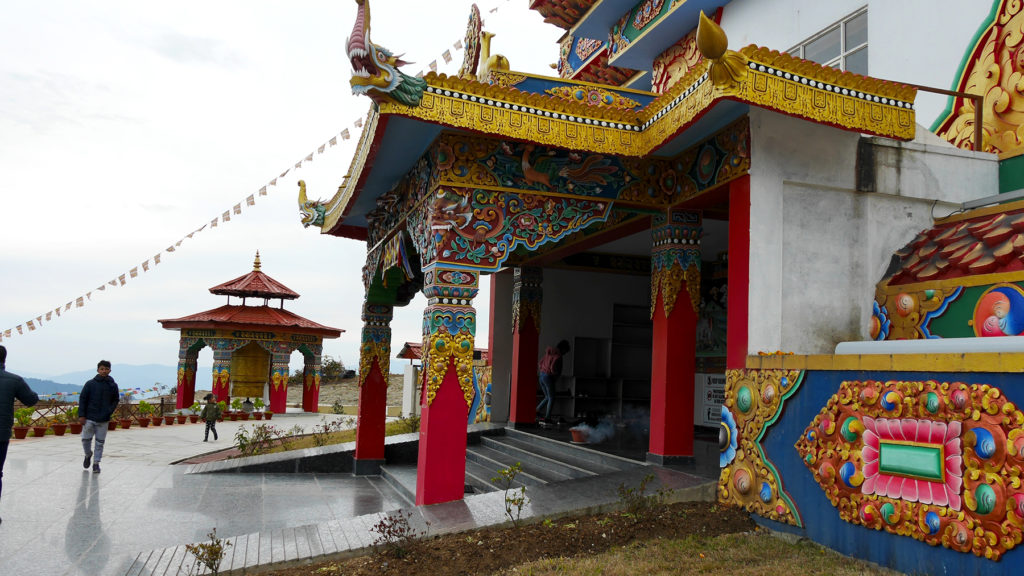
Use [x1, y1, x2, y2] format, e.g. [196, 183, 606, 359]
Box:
[347, 0, 426, 106]
[297, 180, 326, 228]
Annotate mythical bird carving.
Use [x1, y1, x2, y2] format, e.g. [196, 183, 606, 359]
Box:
[347, 0, 426, 106]
[297, 180, 326, 228]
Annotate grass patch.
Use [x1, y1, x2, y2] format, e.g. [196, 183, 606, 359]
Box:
[497, 531, 896, 576]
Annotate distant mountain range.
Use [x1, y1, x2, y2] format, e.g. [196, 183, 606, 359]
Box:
[18, 364, 212, 397]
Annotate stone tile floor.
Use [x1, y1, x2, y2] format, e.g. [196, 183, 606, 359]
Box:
[0, 412, 716, 575]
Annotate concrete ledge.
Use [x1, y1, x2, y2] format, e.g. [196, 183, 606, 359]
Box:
[646, 453, 697, 466]
[353, 458, 384, 476]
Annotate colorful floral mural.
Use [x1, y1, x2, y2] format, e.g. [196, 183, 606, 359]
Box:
[796, 379, 1024, 560]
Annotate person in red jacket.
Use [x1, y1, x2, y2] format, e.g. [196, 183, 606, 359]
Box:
[537, 340, 570, 422]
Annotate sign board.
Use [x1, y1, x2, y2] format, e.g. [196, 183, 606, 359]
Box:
[695, 373, 726, 427]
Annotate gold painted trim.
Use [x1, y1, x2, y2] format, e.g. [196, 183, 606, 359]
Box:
[745, 352, 1024, 372]
[935, 197, 1024, 225]
[880, 269, 1024, 294]
[492, 69, 657, 97]
[322, 107, 381, 233]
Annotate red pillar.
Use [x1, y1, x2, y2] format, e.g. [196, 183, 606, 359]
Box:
[727, 176, 751, 371]
[416, 267, 477, 505]
[269, 360, 289, 414]
[302, 363, 321, 412]
[647, 208, 701, 463]
[354, 303, 393, 475]
[212, 360, 231, 408]
[509, 267, 542, 425]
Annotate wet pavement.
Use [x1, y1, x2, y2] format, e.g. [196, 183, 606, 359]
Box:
[0, 412, 716, 575]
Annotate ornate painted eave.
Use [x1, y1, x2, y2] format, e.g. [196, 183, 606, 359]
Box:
[529, 0, 598, 29]
[314, 18, 916, 239]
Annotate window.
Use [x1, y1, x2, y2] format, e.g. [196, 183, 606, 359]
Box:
[788, 9, 867, 75]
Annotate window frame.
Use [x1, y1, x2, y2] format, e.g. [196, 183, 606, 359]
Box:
[788, 8, 868, 74]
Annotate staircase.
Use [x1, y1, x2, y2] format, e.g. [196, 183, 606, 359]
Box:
[381, 427, 643, 505]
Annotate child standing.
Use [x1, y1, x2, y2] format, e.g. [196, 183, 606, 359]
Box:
[200, 393, 220, 441]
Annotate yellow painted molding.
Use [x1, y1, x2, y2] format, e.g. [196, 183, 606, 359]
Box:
[750, 352, 1024, 373]
[935, 197, 1024, 225]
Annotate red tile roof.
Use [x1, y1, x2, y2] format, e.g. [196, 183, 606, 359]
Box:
[209, 270, 300, 300]
[884, 207, 1024, 286]
[395, 341, 488, 361]
[158, 305, 342, 337]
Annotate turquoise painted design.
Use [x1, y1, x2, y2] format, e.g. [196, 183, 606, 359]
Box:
[877, 442, 945, 481]
[752, 371, 805, 527]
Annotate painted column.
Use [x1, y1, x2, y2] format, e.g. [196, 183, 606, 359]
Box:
[211, 351, 232, 407]
[417, 266, 477, 505]
[269, 354, 290, 414]
[175, 339, 199, 409]
[354, 303, 393, 475]
[509, 267, 543, 426]
[302, 351, 323, 413]
[648, 208, 701, 464]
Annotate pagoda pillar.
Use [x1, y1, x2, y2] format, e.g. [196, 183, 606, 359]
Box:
[175, 341, 199, 409]
[647, 208, 702, 464]
[302, 352, 323, 413]
[269, 354, 290, 414]
[416, 266, 477, 505]
[509, 267, 542, 426]
[354, 303, 393, 475]
[211, 352, 232, 407]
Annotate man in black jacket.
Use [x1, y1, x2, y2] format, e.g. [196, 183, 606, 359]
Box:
[78, 360, 119, 474]
[0, 345, 39, 523]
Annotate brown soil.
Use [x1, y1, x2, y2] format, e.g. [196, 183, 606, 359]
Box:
[266, 501, 754, 576]
[284, 375, 405, 408]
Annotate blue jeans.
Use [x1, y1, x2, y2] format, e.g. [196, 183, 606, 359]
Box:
[537, 372, 556, 419]
[82, 420, 108, 464]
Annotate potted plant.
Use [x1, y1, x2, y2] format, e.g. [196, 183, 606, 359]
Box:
[175, 409, 187, 424]
[67, 406, 83, 434]
[164, 412, 176, 425]
[253, 398, 266, 420]
[12, 407, 33, 439]
[217, 401, 227, 422]
[151, 408, 163, 426]
[264, 408, 274, 420]
[51, 412, 69, 436]
[137, 400, 154, 427]
[188, 402, 201, 423]
[229, 398, 242, 421]
[32, 418, 49, 437]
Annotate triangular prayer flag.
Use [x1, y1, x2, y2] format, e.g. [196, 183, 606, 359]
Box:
[259, 186, 267, 196]
[85, 291, 91, 300]
[130, 267, 138, 278]
[3, 329, 10, 338]
[76, 297, 84, 307]
[233, 204, 241, 215]
[329, 137, 337, 146]
[211, 218, 218, 228]
[118, 275, 126, 286]
[65, 302, 72, 311]
[108, 279, 117, 287]
[166, 245, 175, 252]
[196, 224, 207, 233]
[442, 50, 452, 63]
[45, 312, 52, 321]
[27, 321, 35, 331]
[305, 153, 313, 162]
[246, 195, 255, 206]
[455, 39, 463, 50]
[341, 129, 351, 140]
[429, 60, 437, 72]
[294, 161, 301, 169]
[36, 315, 42, 324]
[16, 325, 23, 334]
[222, 211, 230, 222]
[355, 118, 363, 127]
[154, 254, 161, 264]
[270, 178, 278, 186]
[97, 285, 106, 291]
[54, 308, 60, 318]
[317, 144, 325, 154]
[280, 168, 289, 178]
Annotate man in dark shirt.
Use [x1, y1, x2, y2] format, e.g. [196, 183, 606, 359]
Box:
[78, 360, 119, 474]
[0, 345, 40, 523]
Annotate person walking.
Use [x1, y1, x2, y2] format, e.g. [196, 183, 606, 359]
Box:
[0, 345, 39, 524]
[200, 393, 221, 441]
[537, 339, 570, 423]
[79, 360, 119, 474]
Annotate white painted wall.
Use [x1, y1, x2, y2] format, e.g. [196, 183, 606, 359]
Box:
[722, 0, 995, 125]
[748, 108, 998, 355]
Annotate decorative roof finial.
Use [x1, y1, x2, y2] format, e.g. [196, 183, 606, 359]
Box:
[254, 251, 262, 271]
[697, 10, 748, 89]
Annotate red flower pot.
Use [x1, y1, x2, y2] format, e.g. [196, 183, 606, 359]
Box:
[52, 423, 68, 436]
[189, 415, 199, 423]
[176, 415, 187, 424]
[264, 412, 274, 420]
[119, 419, 132, 429]
[151, 417, 163, 426]
[107, 421, 118, 431]
[253, 412, 264, 420]
[68, 422, 83, 434]
[138, 417, 151, 428]
[12, 426, 29, 439]
[570, 428, 588, 443]
[32, 426, 49, 437]
[164, 415, 175, 425]
[240, 413, 250, 421]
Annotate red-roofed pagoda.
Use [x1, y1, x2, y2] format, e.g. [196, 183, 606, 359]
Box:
[158, 253, 342, 413]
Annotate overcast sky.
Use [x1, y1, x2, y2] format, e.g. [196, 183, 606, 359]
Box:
[0, 0, 563, 379]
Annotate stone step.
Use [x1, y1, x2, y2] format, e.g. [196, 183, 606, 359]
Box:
[466, 445, 562, 485]
[479, 436, 598, 480]
[502, 427, 643, 473]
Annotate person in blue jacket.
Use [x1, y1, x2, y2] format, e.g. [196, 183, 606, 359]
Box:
[0, 345, 39, 524]
[78, 360, 119, 474]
